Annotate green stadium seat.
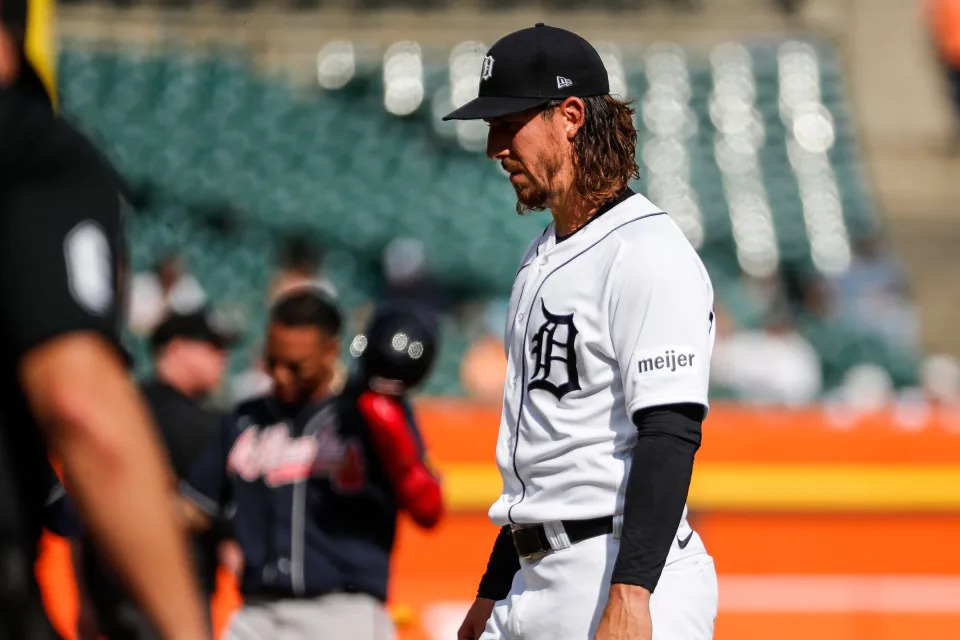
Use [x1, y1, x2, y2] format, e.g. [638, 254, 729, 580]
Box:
[56, 41, 910, 395]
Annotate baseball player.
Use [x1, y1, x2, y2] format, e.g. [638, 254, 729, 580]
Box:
[445, 24, 718, 640]
[0, 8, 208, 639]
[180, 291, 443, 640]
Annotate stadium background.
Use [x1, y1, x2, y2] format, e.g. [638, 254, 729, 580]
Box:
[26, 0, 960, 638]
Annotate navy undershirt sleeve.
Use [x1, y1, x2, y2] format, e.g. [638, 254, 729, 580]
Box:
[476, 525, 520, 601]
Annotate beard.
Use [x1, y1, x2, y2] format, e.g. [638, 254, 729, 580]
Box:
[504, 154, 557, 216]
[514, 179, 549, 215]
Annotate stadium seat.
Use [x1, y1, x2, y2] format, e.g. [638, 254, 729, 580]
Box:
[57, 39, 915, 395]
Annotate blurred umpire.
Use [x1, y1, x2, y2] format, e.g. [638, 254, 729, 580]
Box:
[74, 311, 235, 640]
[0, 3, 208, 638]
[181, 290, 444, 640]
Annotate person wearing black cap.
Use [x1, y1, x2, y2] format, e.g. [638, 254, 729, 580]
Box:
[0, 7, 208, 640]
[448, 25, 718, 640]
[72, 310, 234, 640]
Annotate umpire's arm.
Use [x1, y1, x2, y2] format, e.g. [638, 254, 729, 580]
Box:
[3, 108, 207, 639]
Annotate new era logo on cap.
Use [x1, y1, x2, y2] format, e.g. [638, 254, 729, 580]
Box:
[443, 23, 609, 121]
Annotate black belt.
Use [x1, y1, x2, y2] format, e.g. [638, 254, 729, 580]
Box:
[510, 515, 614, 560]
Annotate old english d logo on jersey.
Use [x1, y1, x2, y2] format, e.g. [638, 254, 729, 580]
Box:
[529, 300, 581, 400]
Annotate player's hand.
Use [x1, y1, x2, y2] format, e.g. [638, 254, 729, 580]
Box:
[456, 597, 495, 640]
[218, 539, 245, 578]
[593, 584, 652, 640]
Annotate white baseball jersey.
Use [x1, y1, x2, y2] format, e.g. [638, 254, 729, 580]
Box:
[489, 191, 715, 526]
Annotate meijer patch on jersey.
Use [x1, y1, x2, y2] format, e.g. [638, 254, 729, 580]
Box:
[636, 346, 698, 376]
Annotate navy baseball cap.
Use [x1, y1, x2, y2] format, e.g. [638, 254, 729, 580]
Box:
[442, 23, 610, 121]
[150, 310, 238, 352]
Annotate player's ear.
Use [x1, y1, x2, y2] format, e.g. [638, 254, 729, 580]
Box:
[559, 97, 586, 141]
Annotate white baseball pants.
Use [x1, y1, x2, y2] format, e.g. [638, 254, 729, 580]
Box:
[479, 530, 717, 640]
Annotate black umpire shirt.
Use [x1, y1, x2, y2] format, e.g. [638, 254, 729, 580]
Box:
[80, 380, 222, 636]
[0, 86, 127, 637]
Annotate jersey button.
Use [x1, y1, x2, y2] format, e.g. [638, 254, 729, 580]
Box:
[539, 256, 548, 266]
[516, 311, 525, 323]
[277, 558, 291, 574]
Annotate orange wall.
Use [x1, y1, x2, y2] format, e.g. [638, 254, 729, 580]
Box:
[37, 402, 960, 640]
[387, 512, 960, 640]
[414, 400, 960, 465]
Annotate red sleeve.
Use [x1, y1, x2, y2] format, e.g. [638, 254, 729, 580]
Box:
[357, 391, 444, 528]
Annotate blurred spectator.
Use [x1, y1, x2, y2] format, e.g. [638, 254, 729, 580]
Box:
[833, 362, 896, 410]
[791, 269, 901, 390]
[893, 353, 960, 429]
[230, 342, 274, 404]
[381, 236, 446, 315]
[828, 234, 921, 355]
[823, 362, 897, 429]
[712, 298, 822, 406]
[740, 273, 785, 324]
[460, 299, 508, 405]
[269, 235, 337, 302]
[128, 253, 207, 334]
[927, 0, 960, 151]
[920, 353, 960, 406]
